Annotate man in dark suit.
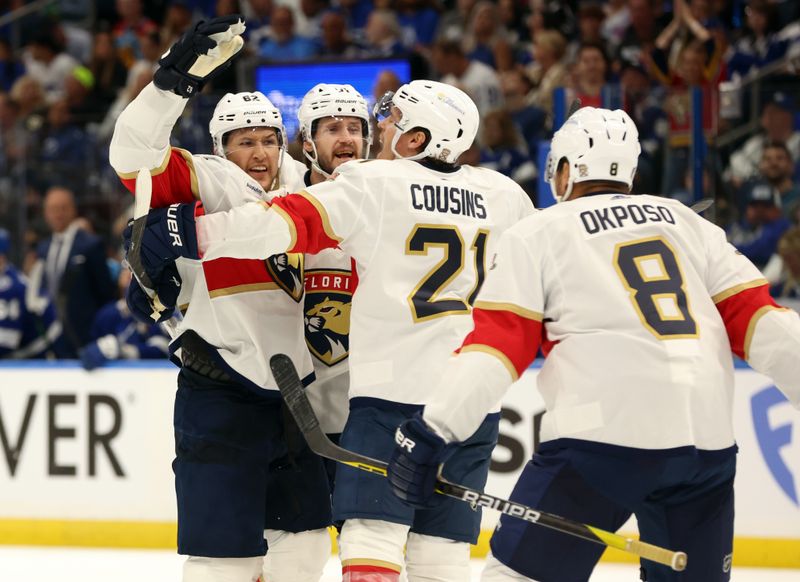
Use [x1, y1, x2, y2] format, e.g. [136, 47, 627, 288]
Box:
[37, 186, 116, 357]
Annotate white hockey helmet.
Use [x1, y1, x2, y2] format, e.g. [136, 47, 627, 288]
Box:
[297, 83, 372, 177]
[374, 80, 479, 164]
[209, 91, 287, 159]
[545, 106, 641, 202]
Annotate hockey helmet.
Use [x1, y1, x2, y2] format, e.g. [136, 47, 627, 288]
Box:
[373, 80, 479, 164]
[209, 91, 287, 160]
[545, 106, 640, 202]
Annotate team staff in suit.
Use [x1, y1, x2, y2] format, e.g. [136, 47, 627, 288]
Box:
[36, 186, 116, 357]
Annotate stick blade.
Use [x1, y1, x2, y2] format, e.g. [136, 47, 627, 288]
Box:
[270, 354, 320, 434]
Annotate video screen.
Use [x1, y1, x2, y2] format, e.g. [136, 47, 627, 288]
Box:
[252, 59, 412, 139]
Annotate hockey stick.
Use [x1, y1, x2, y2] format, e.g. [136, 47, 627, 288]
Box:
[124, 168, 173, 327]
[269, 354, 688, 572]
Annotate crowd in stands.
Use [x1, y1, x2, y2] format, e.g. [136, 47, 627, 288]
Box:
[1, 0, 800, 360]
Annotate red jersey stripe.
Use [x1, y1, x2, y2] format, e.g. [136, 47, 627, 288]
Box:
[714, 283, 786, 360]
[271, 193, 341, 254]
[457, 307, 542, 379]
[119, 148, 199, 208]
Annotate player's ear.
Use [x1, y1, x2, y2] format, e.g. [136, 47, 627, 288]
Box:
[303, 140, 314, 153]
[557, 160, 570, 194]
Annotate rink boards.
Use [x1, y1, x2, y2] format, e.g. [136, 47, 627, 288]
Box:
[0, 361, 798, 567]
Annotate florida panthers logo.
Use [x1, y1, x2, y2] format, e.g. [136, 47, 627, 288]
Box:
[266, 253, 304, 302]
[305, 296, 350, 366]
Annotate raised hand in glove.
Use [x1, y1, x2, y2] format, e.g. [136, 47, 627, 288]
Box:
[126, 263, 181, 324]
[154, 15, 246, 97]
[123, 202, 200, 284]
[387, 414, 456, 509]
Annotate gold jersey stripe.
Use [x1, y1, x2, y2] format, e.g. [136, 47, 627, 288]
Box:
[460, 344, 519, 381]
[299, 190, 342, 243]
[115, 148, 173, 180]
[174, 147, 200, 199]
[712, 279, 769, 304]
[209, 282, 280, 298]
[473, 300, 543, 321]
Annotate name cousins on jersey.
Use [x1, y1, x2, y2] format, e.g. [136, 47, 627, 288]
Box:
[580, 200, 676, 235]
[410, 183, 488, 219]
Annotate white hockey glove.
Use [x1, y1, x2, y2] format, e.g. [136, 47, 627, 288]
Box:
[153, 15, 246, 98]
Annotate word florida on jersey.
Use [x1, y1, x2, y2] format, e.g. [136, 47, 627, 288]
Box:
[410, 183, 488, 219]
[580, 201, 676, 235]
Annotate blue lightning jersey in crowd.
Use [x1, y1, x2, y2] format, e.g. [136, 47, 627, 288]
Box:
[0, 265, 61, 359]
[89, 299, 170, 360]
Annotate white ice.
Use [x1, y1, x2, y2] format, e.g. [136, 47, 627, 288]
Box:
[0, 547, 798, 581]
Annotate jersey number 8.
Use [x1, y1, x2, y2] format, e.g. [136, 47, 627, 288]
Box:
[406, 224, 488, 322]
[613, 236, 698, 339]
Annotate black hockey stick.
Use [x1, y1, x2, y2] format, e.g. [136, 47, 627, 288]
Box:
[269, 354, 688, 572]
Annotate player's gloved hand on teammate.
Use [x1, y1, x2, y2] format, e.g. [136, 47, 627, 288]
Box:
[126, 263, 181, 324]
[122, 202, 200, 284]
[154, 15, 246, 98]
[387, 414, 456, 509]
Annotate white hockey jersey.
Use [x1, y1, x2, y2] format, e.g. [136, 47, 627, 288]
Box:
[109, 82, 314, 391]
[423, 193, 800, 450]
[197, 158, 535, 405]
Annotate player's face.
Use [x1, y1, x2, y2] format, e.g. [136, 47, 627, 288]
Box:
[307, 116, 365, 175]
[224, 127, 282, 190]
[376, 106, 403, 160]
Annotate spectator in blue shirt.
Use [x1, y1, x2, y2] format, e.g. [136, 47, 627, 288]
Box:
[727, 181, 792, 268]
[0, 229, 62, 359]
[259, 5, 319, 61]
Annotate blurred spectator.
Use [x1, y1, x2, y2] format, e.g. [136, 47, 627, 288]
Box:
[22, 32, 80, 105]
[756, 142, 800, 219]
[436, 0, 477, 42]
[245, 0, 276, 48]
[728, 92, 800, 187]
[0, 92, 31, 171]
[431, 39, 503, 117]
[373, 69, 402, 102]
[126, 30, 160, 90]
[770, 227, 800, 310]
[647, 0, 722, 195]
[615, 0, 670, 70]
[160, 0, 195, 48]
[34, 99, 91, 189]
[36, 186, 116, 357]
[619, 59, 667, 193]
[362, 9, 406, 58]
[601, 0, 631, 50]
[0, 228, 62, 359]
[496, 0, 526, 47]
[318, 10, 360, 58]
[478, 108, 537, 197]
[566, 2, 609, 63]
[89, 30, 129, 111]
[216, 0, 243, 18]
[0, 38, 24, 92]
[524, 29, 569, 113]
[64, 66, 108, 126]
[499, 68, 546, 158]
[9, 75, 47, 131]
[568, 42, 610, 109]
[112, 0, 159, 68]
[462, 1, 513, 71]
[333, 0, 373, 32]
[727, 181, 791, 269]
[79, 270, 170, 370]
[395, 0, 439, 48]
[295, 0, 331, 40]
[258, 5, 318, 60]
[727, 0, 789, 80]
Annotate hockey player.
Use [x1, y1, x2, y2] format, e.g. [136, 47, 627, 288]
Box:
[386, 107, 800, 582]
[296, 83, 371, 445]
[126, 80, 535, 581]
[0, 229, 62, 359]
[109, 16, 331, 582]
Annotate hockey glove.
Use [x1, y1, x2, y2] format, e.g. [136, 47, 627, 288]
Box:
[79, 335, 119, 371]
[153, 15, 246, 97]
[126, 263, 181, 324]
[122, 202, 200, 283]
[388, 414, 456, 509]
